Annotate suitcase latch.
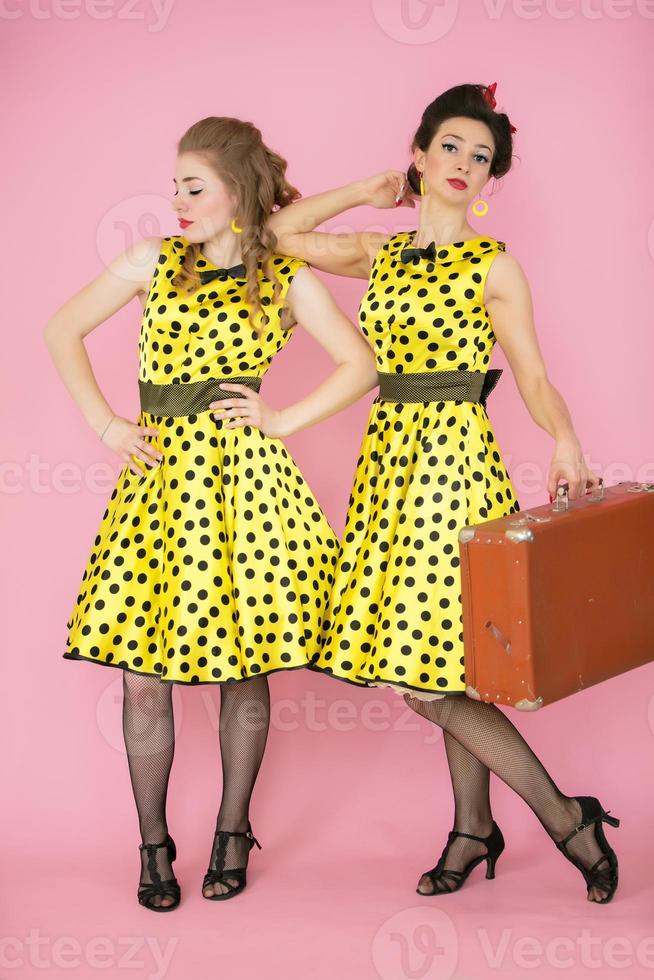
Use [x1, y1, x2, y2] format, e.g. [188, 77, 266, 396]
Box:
[510, 513, 552, 526]
[552, 477, 605, 511]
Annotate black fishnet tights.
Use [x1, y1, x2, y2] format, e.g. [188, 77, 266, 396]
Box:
[122, 672, 176, 908]
[203, 676, 270, 896]
[122, 673, 270, 904]
[405, 694, 613, 901]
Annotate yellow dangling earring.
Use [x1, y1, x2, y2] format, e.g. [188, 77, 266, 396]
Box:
[471, 197, 489, 217]
[231, 217, 243, 234]
[418, 170, 425, 196]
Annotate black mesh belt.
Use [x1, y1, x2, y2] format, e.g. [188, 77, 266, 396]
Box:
[139, 376, 262, 417]
[377, 369, 503, 407]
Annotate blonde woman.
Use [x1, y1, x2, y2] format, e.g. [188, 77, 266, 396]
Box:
[45, 117, 377, 910]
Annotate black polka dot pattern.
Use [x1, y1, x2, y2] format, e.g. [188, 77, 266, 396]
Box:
[64, 236, 339, 684]
[310, 233, 521, 696]
[138, 237, 303, 385]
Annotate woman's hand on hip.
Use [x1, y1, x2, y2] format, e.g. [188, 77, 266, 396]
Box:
[210, 384, 286, 438]
[101, 416, 163, 478]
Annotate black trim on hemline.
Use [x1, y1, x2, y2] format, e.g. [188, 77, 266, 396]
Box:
[62, 651, 310, 686]
[306, 663, 369, 689]
[307, 662, 467, 697]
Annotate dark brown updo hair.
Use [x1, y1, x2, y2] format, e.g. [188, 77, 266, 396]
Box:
[407, 83, 516, 194]
[171, 116, 300, 334]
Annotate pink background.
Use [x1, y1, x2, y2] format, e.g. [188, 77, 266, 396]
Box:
[4, 1, 654, 978]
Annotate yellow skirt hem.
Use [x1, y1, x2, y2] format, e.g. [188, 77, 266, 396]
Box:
[307, 662, 467, 697]
[62, 651, 310, 686]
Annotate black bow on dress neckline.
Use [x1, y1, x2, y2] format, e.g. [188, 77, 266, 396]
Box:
[400, 241, 437, 263]
[198, 263, 246, 284]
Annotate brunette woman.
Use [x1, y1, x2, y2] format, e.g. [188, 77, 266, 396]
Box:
[268, 84, 620, 903]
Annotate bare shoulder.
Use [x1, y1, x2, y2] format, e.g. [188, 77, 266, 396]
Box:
[285, 263, 325, 303]
[361, 231, 393, 265]
[45, 236, 168, 338]
[285, 262, 312, 284]
[115, 236, 164, 297]
[485, 248, 529, 303]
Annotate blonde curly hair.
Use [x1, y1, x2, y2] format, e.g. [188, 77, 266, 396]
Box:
[172, 116, 300, 335]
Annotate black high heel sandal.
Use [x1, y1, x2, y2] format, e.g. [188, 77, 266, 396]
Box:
[202, 823, 262, 901]
[555, 796, 620, 904]
[418, 821, 505, 895]
[137, 834, 181, 912]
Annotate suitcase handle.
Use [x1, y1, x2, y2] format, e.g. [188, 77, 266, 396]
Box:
[552, 477, 604, 512]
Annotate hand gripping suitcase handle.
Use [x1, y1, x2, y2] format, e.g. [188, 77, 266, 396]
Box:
[552, 477, 604, 512]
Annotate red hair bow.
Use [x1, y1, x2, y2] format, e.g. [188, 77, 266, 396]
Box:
[482, 81, 517, 134]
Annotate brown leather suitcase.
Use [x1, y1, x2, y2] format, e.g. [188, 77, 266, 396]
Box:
[458, 481, 654, 710]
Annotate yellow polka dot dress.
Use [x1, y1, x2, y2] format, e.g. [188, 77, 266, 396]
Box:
[64, 236, 339, 684]
[311, 233, 521, 697]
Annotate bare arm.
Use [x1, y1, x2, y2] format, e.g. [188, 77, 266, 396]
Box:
[210, 266, 379, 435]
[43, 236, 164, 476]
[485, 252, 600, 500]
[267, 172, 414, 280]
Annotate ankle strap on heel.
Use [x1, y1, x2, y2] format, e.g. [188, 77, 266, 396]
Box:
[448, 830, 486, 844]
[213, 828, 262, 850]
[559, 809, 620, 848]
[447, 822, 498, 845]
[139, 840, 169, 851]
